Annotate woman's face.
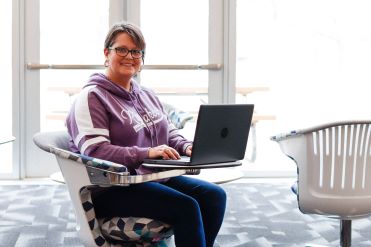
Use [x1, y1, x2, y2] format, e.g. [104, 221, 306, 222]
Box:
[104, 32, 142, 83]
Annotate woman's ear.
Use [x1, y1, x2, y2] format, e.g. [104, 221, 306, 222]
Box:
[104, 48, 110, 67]
[104, 48, 109, 58]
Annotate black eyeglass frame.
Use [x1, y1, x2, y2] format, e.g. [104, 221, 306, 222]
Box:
[109, 47, 145, 59]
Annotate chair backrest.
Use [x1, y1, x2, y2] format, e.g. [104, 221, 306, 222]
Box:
[33, 131, 98, 246]
[276, 121, 371, 219]
[33, 131, 71, 152]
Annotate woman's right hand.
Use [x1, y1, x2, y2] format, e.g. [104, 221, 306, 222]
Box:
[148, 145, 181, 160]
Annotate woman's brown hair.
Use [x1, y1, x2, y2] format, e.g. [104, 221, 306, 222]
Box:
[104, 22, 146, 62]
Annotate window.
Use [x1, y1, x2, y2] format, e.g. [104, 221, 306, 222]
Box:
[140, 0, 209, 115]
[236, 0, 371, 175]
[39, 0, 108, 131]
[0, 0, 13, 175]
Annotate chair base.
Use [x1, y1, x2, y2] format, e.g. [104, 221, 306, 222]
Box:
[340, 219, 351, 247]
[305, 219, 351, 247]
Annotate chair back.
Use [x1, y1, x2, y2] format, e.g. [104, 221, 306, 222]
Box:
[276, 121, 371, 219]
[33, 131, 98, 246]
[33, 131, 71, 152]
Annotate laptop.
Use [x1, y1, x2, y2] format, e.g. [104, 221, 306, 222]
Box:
[142, 104, 254, 169]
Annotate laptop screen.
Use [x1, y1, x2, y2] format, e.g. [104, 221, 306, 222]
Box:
[190, 104, 254, 164]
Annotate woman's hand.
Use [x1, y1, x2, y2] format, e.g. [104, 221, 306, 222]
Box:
[148, 145, 181, 160]
[185, 145, 192, 157]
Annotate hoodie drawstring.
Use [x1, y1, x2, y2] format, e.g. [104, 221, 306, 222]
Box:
[134, 93, 160, 146]
[128, 92, 158, 147]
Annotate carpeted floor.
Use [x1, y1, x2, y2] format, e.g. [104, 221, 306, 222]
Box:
[1, 182, 371, 247]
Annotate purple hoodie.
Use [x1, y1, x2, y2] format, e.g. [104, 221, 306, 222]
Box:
[66, 73, 192, 174]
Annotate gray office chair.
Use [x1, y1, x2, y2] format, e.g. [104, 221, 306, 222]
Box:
[272, 120, 371, 247]
[162, 102, 193, 129]
[33, 131, 199, 247]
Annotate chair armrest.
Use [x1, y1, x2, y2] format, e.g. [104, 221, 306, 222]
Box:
[297, 120, 371, 134]
[51, 147, 128, 173]
[271, 120, 371, 142]
[50, 147, 190, 186]
[270, 130, 302, 142]
[89, 168, 187, 185]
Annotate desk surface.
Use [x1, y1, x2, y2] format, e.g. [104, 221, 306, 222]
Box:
[142, 161, 242, 169]
[50, 167, 243, 185]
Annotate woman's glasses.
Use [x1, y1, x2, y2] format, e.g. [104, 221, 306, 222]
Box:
[109, 47, 144, 59]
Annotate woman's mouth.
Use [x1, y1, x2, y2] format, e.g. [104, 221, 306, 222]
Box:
[121, 63, 133, 67]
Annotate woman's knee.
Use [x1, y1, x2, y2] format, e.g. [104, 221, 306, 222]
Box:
[215, 186, 227, 202]
[177, 195, 202, 216]
[204, 185, 227, 207]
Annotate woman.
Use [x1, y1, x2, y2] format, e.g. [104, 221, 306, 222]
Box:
[66, 22, 226, 247]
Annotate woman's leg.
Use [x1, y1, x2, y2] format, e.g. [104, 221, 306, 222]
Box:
[162, 176, 227, 247]
[92, 181, 206, 247]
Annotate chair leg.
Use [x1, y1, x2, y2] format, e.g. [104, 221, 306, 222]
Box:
[340, 219, 351, 247]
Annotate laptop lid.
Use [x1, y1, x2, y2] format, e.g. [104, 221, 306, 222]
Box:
[143, 104, 254, 167]
[189, 104, 254, 165]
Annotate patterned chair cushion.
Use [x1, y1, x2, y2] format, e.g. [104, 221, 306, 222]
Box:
[80, 186, 173, 247]
[99, 217, 173, 242]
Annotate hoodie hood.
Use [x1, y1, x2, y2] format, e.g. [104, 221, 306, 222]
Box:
[84, 73, 142, 101]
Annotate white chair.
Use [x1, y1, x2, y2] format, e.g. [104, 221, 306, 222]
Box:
[271, 120, 371, 247]
[33, 131, 199, 247]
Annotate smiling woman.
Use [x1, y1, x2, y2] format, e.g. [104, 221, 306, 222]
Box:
[103, 23, 145, 90]
[63, 22, 227, 247]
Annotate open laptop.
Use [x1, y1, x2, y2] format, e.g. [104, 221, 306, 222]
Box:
[142, 104, 254, 169]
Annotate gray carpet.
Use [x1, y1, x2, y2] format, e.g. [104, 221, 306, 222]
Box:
[1, 182, 371, 247]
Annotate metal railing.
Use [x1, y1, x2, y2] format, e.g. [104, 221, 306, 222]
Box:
[26, 63, 222, 70]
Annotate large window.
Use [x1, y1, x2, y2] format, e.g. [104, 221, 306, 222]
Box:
[23, 0, 109, 177]
[140, 0, 209, 114]
[0, 0, 14, 176]
[39, 0, 108, 131]
[236, 0, 371, 175]
[20, 0, 371, 178]
[23, 0, 218, 178]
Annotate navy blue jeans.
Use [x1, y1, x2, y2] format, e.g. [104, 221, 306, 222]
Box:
[92, 175, 227, 247]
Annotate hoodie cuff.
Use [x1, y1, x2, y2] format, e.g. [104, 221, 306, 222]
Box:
[182, 142, 192, 155]
[136, 147, 151, 163]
